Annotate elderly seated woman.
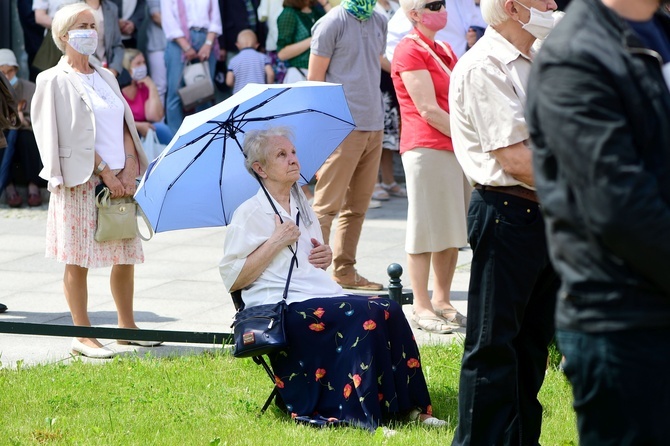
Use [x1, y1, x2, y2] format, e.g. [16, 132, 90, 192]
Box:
[219, 126, 445, 430]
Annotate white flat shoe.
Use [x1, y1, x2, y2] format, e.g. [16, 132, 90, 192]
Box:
[71, 339, 116, 359]
[409, 408, 448, 427]
[117, 340, 163, 347]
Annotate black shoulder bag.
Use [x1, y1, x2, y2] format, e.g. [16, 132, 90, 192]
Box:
[231, 210, 300, 358]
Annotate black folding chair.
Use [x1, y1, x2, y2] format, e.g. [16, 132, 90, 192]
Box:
[230, 290, 286, 415]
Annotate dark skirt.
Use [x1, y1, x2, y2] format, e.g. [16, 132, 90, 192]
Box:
[269, 295, 432, 430]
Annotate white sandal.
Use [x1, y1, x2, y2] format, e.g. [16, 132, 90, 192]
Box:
[372, 183, 390, 201]
[411, 312, 455, 334]
[380, 182, 407, 197]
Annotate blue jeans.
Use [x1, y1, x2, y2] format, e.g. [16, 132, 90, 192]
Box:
[557, 328, 670, 446]
[452, 189, 559, 446]
[164, 29, 217, 134]
[153, 122, 174, 145]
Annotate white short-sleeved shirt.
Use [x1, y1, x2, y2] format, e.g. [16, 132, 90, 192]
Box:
[219, 188, 344, 308]
[449, 26, 534, 189]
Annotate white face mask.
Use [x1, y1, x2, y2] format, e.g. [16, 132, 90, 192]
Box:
[514, 1, 555, 40]
[131, 64, 148, 81]
[67, 29, 98, 56]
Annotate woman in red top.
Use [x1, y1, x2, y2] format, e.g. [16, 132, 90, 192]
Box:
[121, 49, 174, 148]
[391, 0, 470, 334]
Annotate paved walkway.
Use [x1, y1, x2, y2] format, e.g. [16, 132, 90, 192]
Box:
[0, 195, 471, 369]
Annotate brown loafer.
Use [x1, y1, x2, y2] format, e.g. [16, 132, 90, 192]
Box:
[6, 190, 22, 208]
[333, 270, 383, 291]
[27, 192, 42, 207]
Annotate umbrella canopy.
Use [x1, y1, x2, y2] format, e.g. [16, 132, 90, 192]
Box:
[135, 82, 355, 233]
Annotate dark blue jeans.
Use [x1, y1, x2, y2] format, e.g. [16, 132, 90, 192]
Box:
[557, 328, 670, 446]
[453, 189, 559, 446]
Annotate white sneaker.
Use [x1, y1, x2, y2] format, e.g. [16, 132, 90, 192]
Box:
[368, 199, 382, 209]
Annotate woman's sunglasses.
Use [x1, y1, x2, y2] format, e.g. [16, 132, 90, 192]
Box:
[423, 0, 446, 11]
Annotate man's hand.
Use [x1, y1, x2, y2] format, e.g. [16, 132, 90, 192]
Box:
[308, 238, 332, 270]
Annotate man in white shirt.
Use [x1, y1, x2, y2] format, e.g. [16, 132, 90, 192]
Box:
[448, 0, 559, 444]
[385, 0, 486, 60]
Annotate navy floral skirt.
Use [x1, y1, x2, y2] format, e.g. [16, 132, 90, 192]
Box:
[269, 295, 433, 430]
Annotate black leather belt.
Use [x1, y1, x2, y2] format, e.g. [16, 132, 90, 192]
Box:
[474, 184, 539, 204]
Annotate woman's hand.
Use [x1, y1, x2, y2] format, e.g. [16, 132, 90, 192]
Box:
[117, 158, 138, 197]
[100, 170, 125, 198]
[269, 215, 300, 248]
[135, 121, 154, 137]
[309, 238, 332, 270]
[197, 43, 212, 62]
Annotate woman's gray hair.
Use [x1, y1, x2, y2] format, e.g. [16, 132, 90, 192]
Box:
[51, 3, 98, 53]
[243, 126, 296, 177]
[479, 0, 510, 26]
[399, 0, 426, 25]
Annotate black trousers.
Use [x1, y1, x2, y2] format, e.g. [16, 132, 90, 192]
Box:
[0, 129, 44, 187]
[453, 189, 559, 446]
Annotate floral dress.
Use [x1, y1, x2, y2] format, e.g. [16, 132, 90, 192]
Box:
[269, 295, 433, 430]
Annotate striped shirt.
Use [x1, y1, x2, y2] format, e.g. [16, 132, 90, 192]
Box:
[227, 48, 272, 94]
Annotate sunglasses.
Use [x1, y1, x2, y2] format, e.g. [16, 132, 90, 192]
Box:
[423, 0, 445, 11]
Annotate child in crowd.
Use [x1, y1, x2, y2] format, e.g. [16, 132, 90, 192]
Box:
[226, 30, 274, 94]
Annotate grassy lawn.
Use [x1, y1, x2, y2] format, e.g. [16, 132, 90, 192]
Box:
[0, 342, 577, 445]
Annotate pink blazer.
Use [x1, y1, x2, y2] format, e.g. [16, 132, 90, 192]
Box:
[32, 58, 149, 192]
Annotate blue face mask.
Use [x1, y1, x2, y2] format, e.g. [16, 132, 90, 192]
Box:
[9, 75, 18, 86]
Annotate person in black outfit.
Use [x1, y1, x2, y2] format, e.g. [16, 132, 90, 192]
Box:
[17, 0, 46, 82]
[527, 0, 670, 444]
[0, 70, 18, 313]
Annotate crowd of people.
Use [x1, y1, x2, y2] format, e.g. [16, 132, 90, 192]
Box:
[3, 0, 670, 442]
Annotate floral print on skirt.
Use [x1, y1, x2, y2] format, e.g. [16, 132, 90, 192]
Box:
[269, 295, 432, 430]
[46, 176, 144, 268]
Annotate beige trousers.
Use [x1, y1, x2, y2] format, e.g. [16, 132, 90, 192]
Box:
[312, 130, 383, 275]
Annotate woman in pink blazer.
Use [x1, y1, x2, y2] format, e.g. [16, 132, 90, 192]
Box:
[32, 3, 159, 359]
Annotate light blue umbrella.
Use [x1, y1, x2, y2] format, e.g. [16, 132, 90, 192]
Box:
[135, 82, 355, 233]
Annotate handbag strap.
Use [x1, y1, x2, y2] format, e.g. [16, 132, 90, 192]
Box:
[404, 33, 453, 76]
[282, 211, 300, 300]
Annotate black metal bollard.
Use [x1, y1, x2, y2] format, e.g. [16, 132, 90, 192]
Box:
[387, 263, 413, 305]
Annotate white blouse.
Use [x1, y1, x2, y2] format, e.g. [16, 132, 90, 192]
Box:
[77, 71, 125, 170]
[219, 187, 344, 308]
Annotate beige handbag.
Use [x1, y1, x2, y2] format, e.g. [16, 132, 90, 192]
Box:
[95, 187, 153, 242]
[178, 61, 215, 110]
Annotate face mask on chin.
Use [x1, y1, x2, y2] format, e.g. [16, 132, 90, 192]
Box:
[67, 29, 99, 56]
[514, 0, 555, 40]
[8, 74, 18, 86]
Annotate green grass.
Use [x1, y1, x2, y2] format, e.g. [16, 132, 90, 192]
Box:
[0, 342, 577, 445]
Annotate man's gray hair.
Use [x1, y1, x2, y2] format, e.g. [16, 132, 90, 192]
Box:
[243, 126, 296, 176]
[51, 3, 98, 53]
[479, 0, 510, 26]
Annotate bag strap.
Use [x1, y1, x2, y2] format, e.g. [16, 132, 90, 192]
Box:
[282, 211, 300, 300]
[136, 205, 154, 241]
[404, 33, 453, 76]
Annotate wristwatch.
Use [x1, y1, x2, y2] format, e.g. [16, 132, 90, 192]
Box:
[204, 39, 213, 46]
[94, 160, 107, 175]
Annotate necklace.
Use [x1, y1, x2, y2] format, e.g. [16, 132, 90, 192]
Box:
[80, 71, 95, 88]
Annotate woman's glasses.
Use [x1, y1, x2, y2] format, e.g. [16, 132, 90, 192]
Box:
[423, 0, 446, 11]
